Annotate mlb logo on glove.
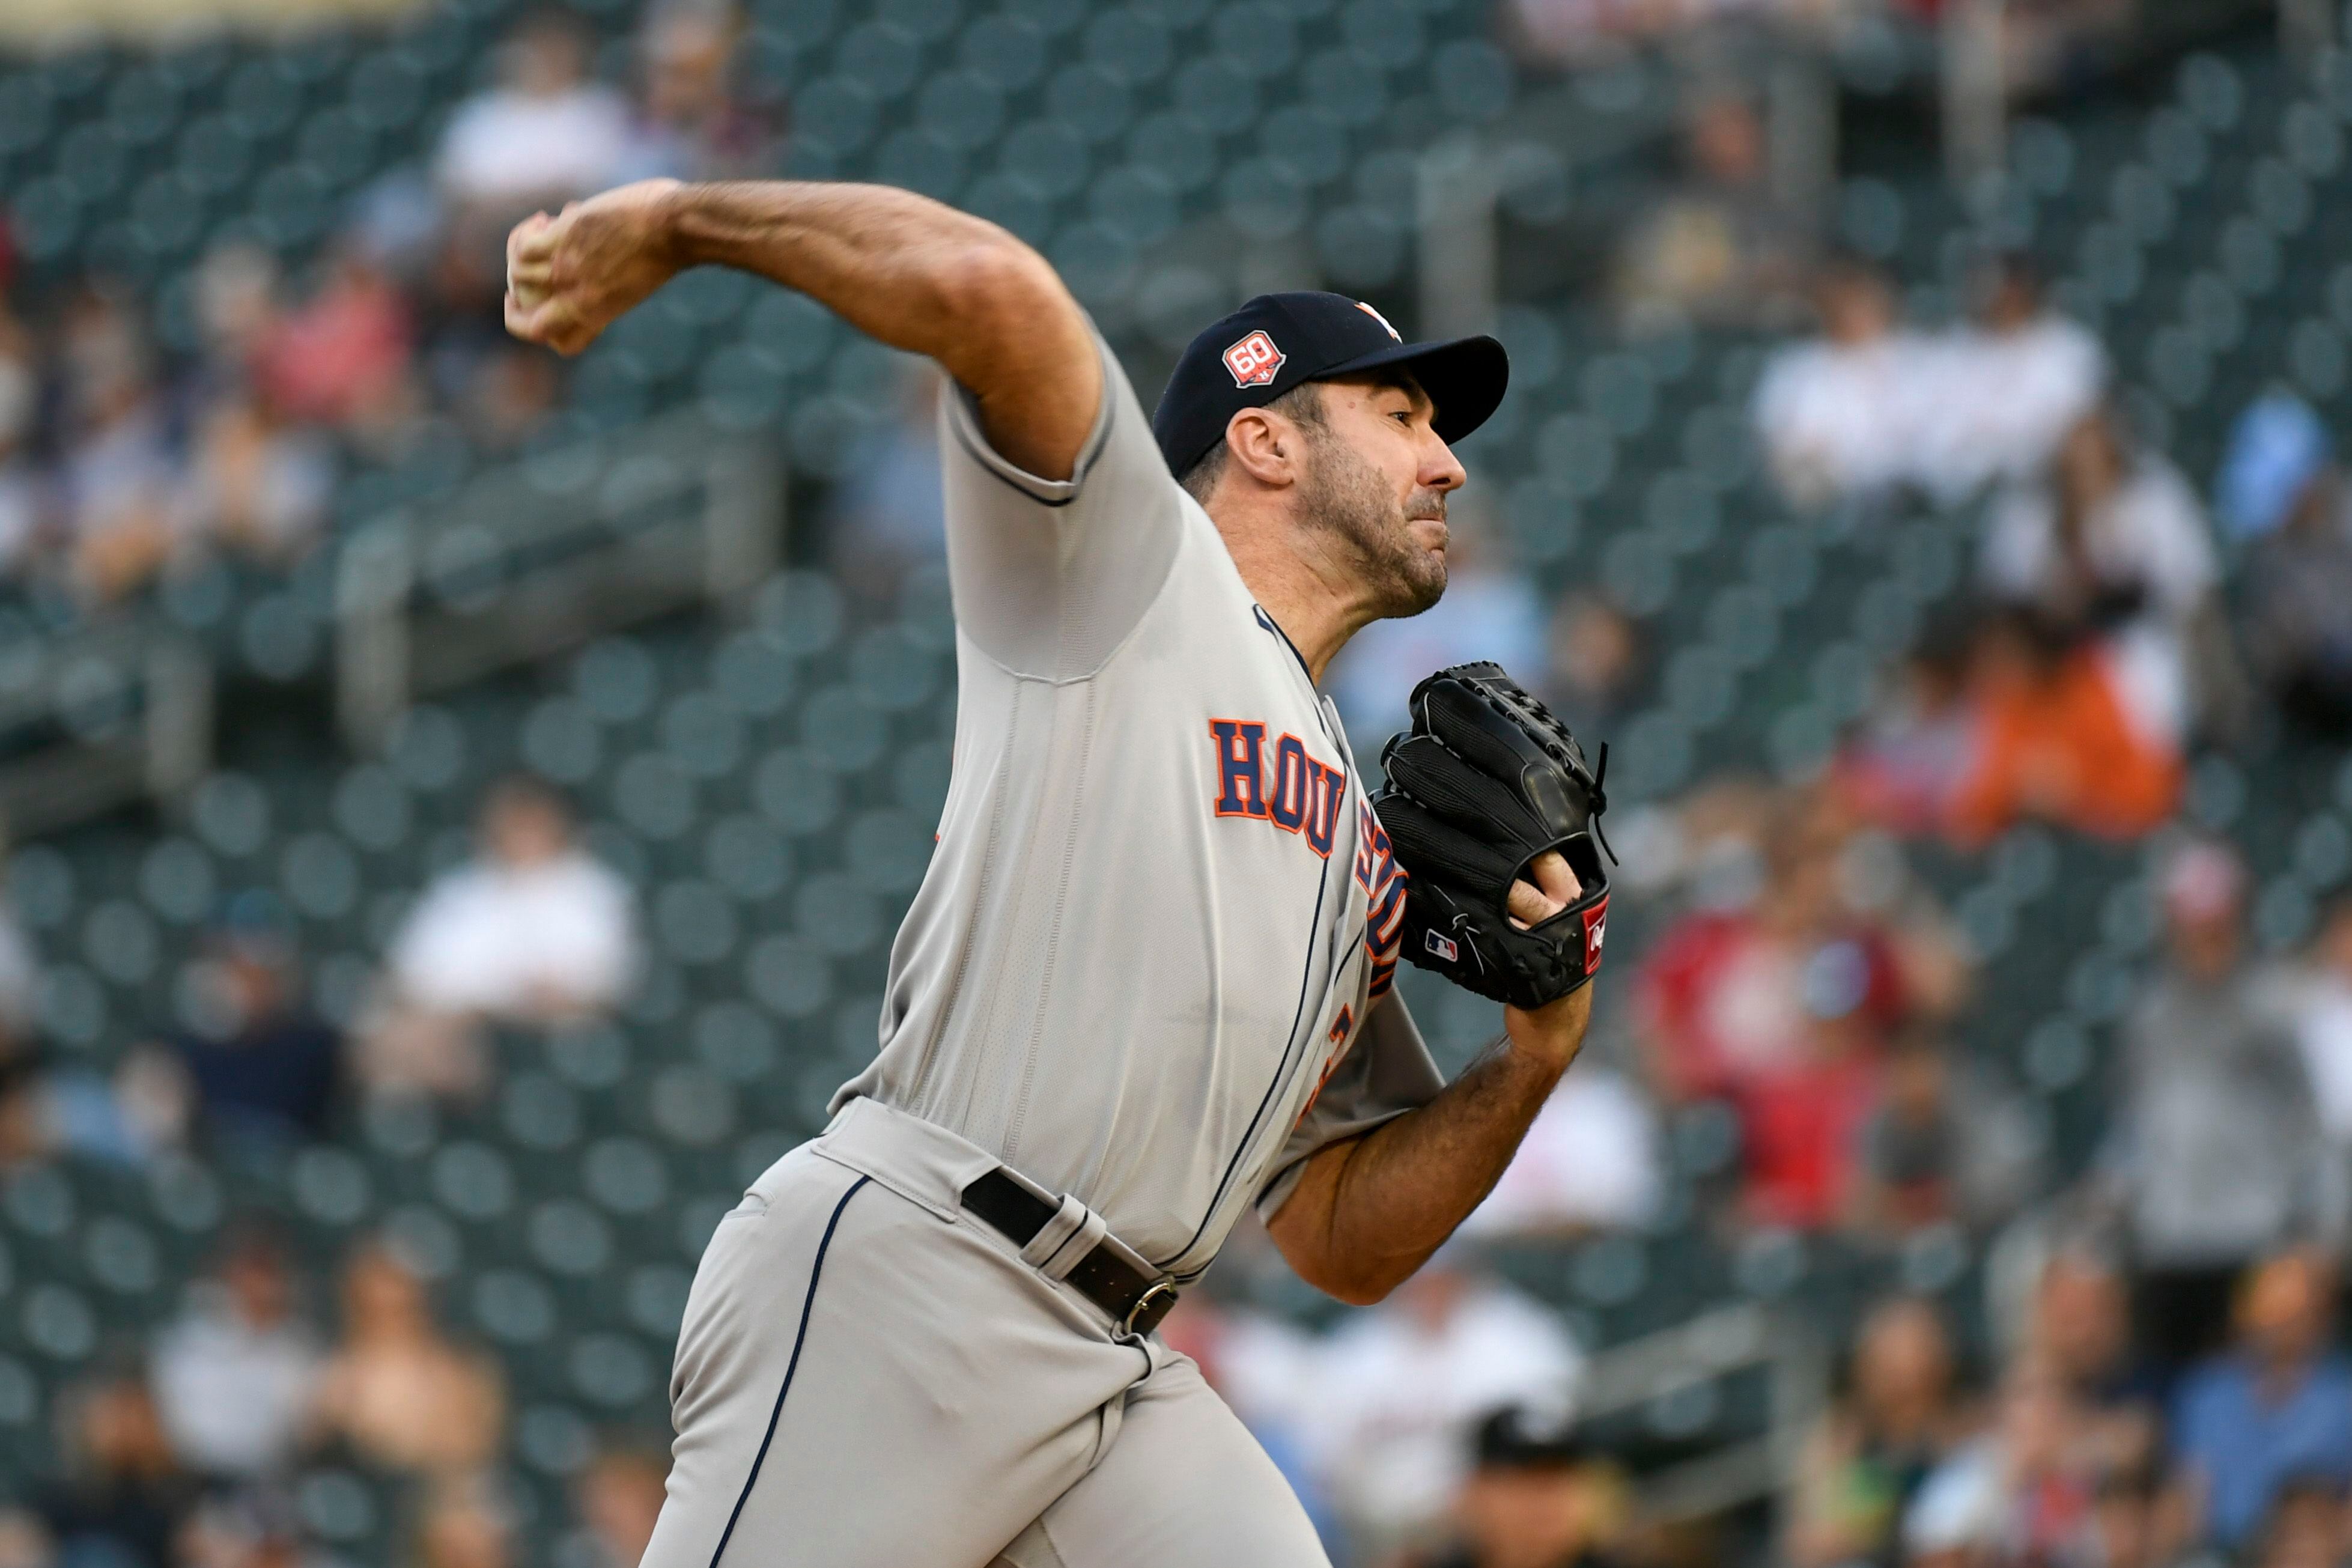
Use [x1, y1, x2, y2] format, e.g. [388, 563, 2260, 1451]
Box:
[1425, 931, 1459, 963]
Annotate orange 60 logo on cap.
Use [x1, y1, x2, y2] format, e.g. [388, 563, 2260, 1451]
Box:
[1222, 330, 1284, 387]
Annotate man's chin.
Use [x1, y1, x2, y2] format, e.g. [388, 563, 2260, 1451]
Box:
[1387, 555, 1448, 618]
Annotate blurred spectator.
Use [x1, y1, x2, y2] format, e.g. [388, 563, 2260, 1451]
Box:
[2172, 1250, 2352, 1551]
[362, 777, 637, 1101]
[2086, 1462, 2191, 1568]
[460, 347, 564, 457]
[150, 1227, 323, 1481]
[1940, 611, 2182, 845]
[415, 1487, 514, 1568]
[1409, 1406, 1630, 1568]
[1901, 1357, 2101, 1567]
[1615, 94, 1807, 335]
[568, 1447, 669, 1568]
[1331, 514, 1546, 744]
[0, 864, 41, 1037]
[823, 361, 946, 607]
[157, 901, 341, 1152]
[33, 1373, 198, 1568]
[0, 330, 44, 576]
[1752, 259, 1930, 511]
[1542, 592, 1645, 738]
[412, 225, 517, 451]
[2105, 843, 2326, 1370]
[2288, 893, 2352, 1146]
[1459, 1056, 1665, 1239]
[175, 1492, 311, 1568]
[1834, 619, 1980, 839]
[1918, 254, 2106, 501]
[2029, 1247, 2164, 1478]
[435, 12, 635, 216]
[2248, 1475, 2350, 1568]
[254, 242, 415, 437]
[1306, 1254, 1585, 1560]
[1847, 1029, 2043, 1239]
[1500, 0, 1845, 65]
[193, 243, 284, 376]
[310, 1239, 505, 1478]
[1636, 789, 1965, 1228]
[2223, 397, 2352, 735]
[1788, 1296, 1968, 1568]
[616, 1, 776, 184]
[0, 896, 171, 1169]
[1979, 408, 2224, 749]
[180, 394, 333, 567]
[53, 288, 181, 603]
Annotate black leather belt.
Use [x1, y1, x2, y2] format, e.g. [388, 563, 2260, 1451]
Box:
[959, 1168, 1179, 1336]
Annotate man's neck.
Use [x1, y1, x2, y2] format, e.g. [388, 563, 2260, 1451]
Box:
[1210, 503, 1379, 685]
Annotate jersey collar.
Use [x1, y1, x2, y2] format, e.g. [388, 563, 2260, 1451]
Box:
[1251, 603, 1314, 685]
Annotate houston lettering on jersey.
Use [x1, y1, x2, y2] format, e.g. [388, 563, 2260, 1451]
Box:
[1207, 720, 1346, 857]
[1354, 800, 1408, 998]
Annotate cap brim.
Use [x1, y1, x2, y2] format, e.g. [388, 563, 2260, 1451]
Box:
[1313, 333, 1510, 446]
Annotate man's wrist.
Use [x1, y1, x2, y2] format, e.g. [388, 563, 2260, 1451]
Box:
[652, 178, 707, 270]
[1501, 985, 1594, 1078]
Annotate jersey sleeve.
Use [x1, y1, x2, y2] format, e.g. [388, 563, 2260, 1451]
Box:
[937, 327, 1188, 680]
[1253, 992, 1447, 1221]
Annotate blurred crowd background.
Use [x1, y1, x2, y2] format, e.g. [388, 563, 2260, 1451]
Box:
[1, 1, 2351, 1567]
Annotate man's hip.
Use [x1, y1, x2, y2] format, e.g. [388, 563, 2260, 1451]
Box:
[643, 1102, 1326, 1567]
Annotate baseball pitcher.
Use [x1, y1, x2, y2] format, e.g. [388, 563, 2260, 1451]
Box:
[505, 177, 1614, 1567]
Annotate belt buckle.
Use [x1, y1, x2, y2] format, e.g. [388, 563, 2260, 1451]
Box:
[1121, 1280, 1178, 1336]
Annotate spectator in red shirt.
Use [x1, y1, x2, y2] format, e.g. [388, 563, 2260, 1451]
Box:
[1637, 789, 1962, 1228]
[255, 240, 415, 435]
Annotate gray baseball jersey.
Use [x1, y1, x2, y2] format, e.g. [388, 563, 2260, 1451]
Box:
[644, 329, 1454, 1568]
[832, 329, 1445, 1278]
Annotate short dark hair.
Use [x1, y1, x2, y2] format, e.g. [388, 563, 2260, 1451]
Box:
[1176, 380, 1327, 507]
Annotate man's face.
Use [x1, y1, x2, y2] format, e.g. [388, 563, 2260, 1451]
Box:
[2037, 1259, 2127, 1379]
[1293, 377, 1463, 620]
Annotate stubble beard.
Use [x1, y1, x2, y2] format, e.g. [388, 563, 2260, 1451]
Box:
[1299, 425, 1449, 619]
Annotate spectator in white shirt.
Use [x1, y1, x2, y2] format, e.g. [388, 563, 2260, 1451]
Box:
[361, 777, 637, 1099]
[0, 347, 44, 578]
[2286, 893, 2352, 1147]
[150, 1229, 323, 1480]
[1459, 1063, 1664, 1239]
[1752, 260, 1934, 511]
[436, 13, 636, 216]
[1979, 407, 2223, 744]
[1302, 1255, 1585, 1560]
[1917, 254, 2106, 501]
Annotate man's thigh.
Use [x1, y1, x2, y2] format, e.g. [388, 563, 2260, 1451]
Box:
[642, 1151, 1147, 1568]
[993, 1355, 1332, 1568]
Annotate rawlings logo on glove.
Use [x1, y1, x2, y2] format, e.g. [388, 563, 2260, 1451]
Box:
[1370, 662, 1613, 1010]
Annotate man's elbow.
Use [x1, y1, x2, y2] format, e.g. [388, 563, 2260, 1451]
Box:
[932, 232, 1071, 342]
[1288, 1248, 1413, 1308]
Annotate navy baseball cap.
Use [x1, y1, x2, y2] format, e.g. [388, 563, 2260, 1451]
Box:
[1151, 291, 1509, 479]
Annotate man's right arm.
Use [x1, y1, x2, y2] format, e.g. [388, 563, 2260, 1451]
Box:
[504, 179, 1099, 482]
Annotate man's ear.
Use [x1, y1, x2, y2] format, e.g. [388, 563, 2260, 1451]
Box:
[1224, 407, 1300, 489]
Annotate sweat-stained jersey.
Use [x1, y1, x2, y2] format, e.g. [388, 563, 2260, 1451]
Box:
[831, 332, 1444, 1281]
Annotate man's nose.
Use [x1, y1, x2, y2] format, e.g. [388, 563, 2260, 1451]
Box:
[1422, 433, 1465, 493]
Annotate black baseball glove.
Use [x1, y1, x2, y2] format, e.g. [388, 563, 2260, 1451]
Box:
[1371, 662, 1613, 1009]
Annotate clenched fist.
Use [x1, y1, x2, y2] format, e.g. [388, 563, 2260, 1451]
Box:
[505, 178, 688, 356]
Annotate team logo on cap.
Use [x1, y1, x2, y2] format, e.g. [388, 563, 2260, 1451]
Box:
[1223, 330, 1284, 387]
[1355, 301, 1402, 341]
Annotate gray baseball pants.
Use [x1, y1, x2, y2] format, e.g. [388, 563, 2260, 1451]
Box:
[637, 1096, 1331, 1568]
